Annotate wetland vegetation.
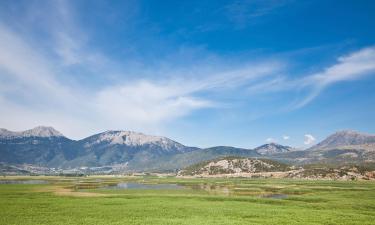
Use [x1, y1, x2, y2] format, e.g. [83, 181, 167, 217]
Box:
[1, 176, 375, 225]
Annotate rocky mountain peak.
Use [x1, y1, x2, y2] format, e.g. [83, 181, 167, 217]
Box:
[23, 126, 64, 137]
[0, 126, 64, 138]
[310, 130, 375, 150]
[98, 130, 170, 145]
[254, 143, 293, 155]
[83, 130, 187, 152]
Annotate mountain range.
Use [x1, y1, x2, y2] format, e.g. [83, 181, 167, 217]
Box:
[269, 130, 375, 165]
[0, 126, 374, 173]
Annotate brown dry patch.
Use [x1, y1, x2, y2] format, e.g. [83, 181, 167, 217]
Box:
[34, 185, 110, 197]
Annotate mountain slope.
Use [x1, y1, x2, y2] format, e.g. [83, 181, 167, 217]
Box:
[0, 126, 72, 167]
[0, 135, 74, 167]
[126, 146, 260, 172]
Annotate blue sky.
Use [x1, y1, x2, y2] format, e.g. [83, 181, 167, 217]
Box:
[0, 0, 375, 148]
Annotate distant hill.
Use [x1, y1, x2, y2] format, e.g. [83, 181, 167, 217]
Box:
[179, 157, 292, 176]
[178, 156, 375, 180]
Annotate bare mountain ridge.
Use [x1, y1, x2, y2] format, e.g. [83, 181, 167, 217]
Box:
[0, 126, 197, 169]
[0, 126, 64, 138]
[254, 143, 294, 155]
[309, 130, 375, 150]
[269, 130, 375, 165]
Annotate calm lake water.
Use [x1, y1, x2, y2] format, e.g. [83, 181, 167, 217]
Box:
[103, 182, 185, 190]
[102, 182, 289, 199]
[261, 194, 288, 199]
[0, 179, 289, 199]
[0, 180, 49, 184]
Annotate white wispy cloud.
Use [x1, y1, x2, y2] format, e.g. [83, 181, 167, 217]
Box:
[0, 23, 76, 105]
[94, 81, 214, 126]
[247, 46, 375, 109]
[309, 47, 375, 85]
[0, 2, 282, 138]
[304, 134, 316, 145]
[295, 46, 375, 108]
[266, 137, 275, 143]
[224, 0, 292, 28]
[282, 135, 290, 140]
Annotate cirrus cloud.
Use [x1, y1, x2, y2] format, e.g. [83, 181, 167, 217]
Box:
[0, 10, 282, 139]
[283, 135, 290, 140]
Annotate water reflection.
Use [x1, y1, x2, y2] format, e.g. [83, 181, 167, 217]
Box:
[103, 182, 185, 190]
[188, 184, 231, 195]
[101, 182, 288, 199]
[261, 194, 288, 199]
[183, 184, 289, 199]
[0, 180, 48, 184]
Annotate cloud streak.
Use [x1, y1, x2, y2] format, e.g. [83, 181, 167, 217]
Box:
[224, 0, 292, 28]
[283, 135, 290, 140]
[248, 46, 375, 109]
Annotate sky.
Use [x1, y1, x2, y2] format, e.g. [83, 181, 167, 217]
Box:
[0, 0, 375, 149]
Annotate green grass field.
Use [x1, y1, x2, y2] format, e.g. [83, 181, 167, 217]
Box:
[1, 176, 375, 225]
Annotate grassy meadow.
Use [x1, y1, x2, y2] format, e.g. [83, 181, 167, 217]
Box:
[1, 176, 375, 225]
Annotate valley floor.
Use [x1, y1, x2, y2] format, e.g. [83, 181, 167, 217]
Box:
[1, 176, 375, 225]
